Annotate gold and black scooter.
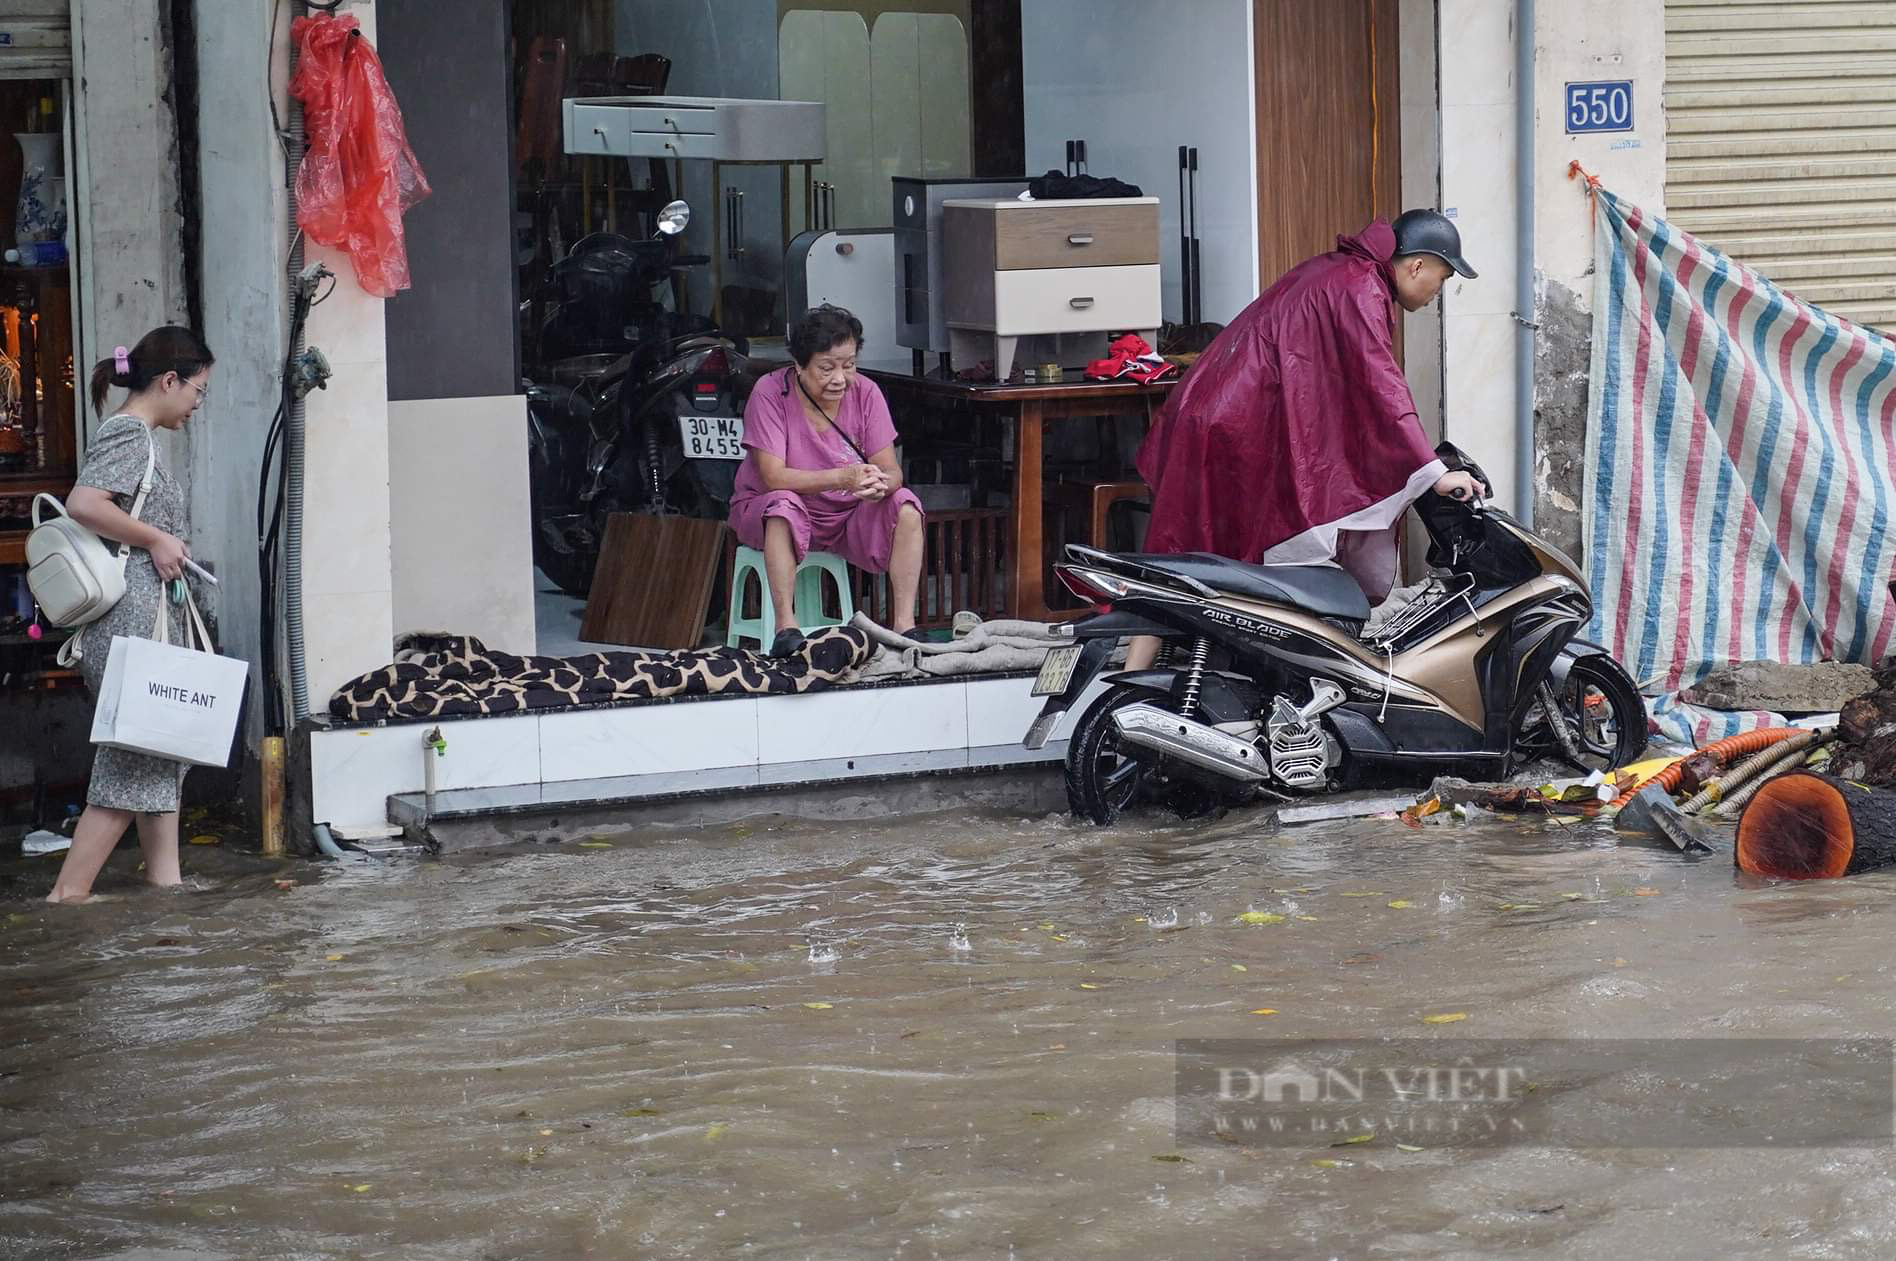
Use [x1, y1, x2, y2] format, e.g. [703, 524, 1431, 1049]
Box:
[1024, 446, 1647, 824]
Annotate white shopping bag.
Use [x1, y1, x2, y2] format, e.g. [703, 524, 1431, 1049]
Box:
[91, 590, 247, 768]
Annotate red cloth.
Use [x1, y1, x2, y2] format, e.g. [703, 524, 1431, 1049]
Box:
[290, 14, 431, 297]
[1136, 221, 1441, 592]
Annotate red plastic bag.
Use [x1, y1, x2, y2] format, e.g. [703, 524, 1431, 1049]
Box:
[289, 14, 431, 298]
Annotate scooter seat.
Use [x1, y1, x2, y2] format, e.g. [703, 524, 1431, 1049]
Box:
[1123, 552, 1371, 622]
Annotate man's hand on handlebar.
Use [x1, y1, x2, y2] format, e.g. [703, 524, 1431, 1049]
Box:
[1432, 470, 1484, 503]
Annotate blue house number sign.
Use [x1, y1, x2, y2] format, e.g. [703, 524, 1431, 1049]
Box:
[1566, 80, 1634, 134]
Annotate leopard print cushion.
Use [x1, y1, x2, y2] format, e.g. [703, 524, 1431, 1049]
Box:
[328, 626, 873, 722]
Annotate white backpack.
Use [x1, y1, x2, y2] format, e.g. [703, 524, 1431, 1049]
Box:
[25, 423, 157, 654]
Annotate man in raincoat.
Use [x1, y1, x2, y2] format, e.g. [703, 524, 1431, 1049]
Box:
[1134, 210, 1481, 610]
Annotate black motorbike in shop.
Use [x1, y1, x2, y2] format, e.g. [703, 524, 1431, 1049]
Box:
[526, 200, 757, 597]
[1024, 444, 1648, 824]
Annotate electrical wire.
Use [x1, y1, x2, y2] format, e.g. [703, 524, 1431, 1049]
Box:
[269, 0, 290, 163]
[257, 279, 314, 737]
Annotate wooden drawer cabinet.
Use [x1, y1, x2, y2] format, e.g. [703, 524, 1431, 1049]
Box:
[942, 197, 1162, 378]
[960, 201, 1160, 270]
[987, 265, 1160, 335]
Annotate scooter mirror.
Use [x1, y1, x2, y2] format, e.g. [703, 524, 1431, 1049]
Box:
[655, 201, 692, 236]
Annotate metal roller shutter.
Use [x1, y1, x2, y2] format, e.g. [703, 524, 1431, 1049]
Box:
[0, 1, 70, 79]
[1665, 0, 1896, 329]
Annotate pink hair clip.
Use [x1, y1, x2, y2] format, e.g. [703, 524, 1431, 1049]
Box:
[113, 345, 131, 375]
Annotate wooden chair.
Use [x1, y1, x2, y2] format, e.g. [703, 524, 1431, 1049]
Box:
[1046, 479, 1150, 609]
[855, 507, 1009, 633]
[514, 36, 568, 185]
[571, 53, 675, 238]
[1049, 479, 1150, 550]
[614, 53, 671, 95]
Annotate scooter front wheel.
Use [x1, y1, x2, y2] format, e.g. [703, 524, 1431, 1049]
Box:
[1539, 655, 1650, 772]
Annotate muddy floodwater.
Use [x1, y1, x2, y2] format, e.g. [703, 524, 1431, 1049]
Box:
[4, 802, 1896, 1259]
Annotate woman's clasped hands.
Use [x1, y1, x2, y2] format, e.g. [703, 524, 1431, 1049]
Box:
[841, 462, 892, 501]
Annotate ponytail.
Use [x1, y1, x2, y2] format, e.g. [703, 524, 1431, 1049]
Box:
[87, 325, 216, 416]
[87, 355, 132, 417]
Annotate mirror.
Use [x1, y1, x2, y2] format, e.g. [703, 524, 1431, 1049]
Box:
[656, 201, 692, 235]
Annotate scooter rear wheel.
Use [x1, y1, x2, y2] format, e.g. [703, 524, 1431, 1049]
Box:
[1064, 687, 1238, 825]
[1065, 685, 1159, 825]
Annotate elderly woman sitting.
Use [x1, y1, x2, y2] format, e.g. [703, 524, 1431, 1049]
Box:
[729, 305, 925, 656]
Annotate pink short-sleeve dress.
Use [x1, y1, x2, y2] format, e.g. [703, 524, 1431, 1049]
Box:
[727, 367, 924, 572]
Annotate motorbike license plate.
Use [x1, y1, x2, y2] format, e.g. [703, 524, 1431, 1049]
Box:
[678, 414, 745, 459]
[1032, 644, 1083, 696]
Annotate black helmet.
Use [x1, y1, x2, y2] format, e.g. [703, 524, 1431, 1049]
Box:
[1392, 209, 1477, 279]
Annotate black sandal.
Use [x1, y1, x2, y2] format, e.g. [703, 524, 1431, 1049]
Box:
[768, 628, 806, 659]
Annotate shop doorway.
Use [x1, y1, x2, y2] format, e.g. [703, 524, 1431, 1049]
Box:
[1251, 0, 1403, 290]
[0, 71, 85, 824]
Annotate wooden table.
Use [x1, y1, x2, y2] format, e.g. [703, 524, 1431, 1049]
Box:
[865, 367, 1176, 622]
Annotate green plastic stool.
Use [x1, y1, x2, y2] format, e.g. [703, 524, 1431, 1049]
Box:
[726, 546, 856, 650]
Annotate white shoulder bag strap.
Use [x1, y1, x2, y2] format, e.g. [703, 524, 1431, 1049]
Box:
[116, 422, 160, 576]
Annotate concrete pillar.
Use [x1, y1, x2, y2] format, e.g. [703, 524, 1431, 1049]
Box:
[1530, 0, 1666, 562]
[1398, 0, 1443, 444]
[1434, 0, 1665, 560]
[69, 0, 188, 461]
[1436, 0, 1522, 514]
[292, 1, 395, 709]
[192, 0, 289, 736]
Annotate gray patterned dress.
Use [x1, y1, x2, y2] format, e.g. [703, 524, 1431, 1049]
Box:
[72, 413, 197, 813]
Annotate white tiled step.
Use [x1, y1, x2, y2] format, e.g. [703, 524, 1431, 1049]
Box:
[308, 675, 1097, 831]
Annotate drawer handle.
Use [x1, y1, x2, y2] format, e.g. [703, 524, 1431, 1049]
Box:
[1068, 296, 1095, 310]
[1067, 233, 1094, 246]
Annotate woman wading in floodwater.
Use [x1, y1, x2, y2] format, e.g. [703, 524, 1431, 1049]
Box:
[46, 327, 215, 904]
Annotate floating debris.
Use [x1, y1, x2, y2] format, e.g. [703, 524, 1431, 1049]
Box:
[1279, 796, 1416, 825]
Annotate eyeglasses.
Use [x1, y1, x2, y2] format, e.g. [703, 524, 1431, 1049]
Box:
[181, 378, 210, 403]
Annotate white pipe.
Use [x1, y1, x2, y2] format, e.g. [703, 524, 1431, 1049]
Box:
[311, 822, 348, 858]
[423, 727, 443, 824]
[1514, 0, 1536, 526]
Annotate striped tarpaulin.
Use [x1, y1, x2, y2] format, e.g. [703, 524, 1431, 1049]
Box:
[1583, 188, 1896, 746]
